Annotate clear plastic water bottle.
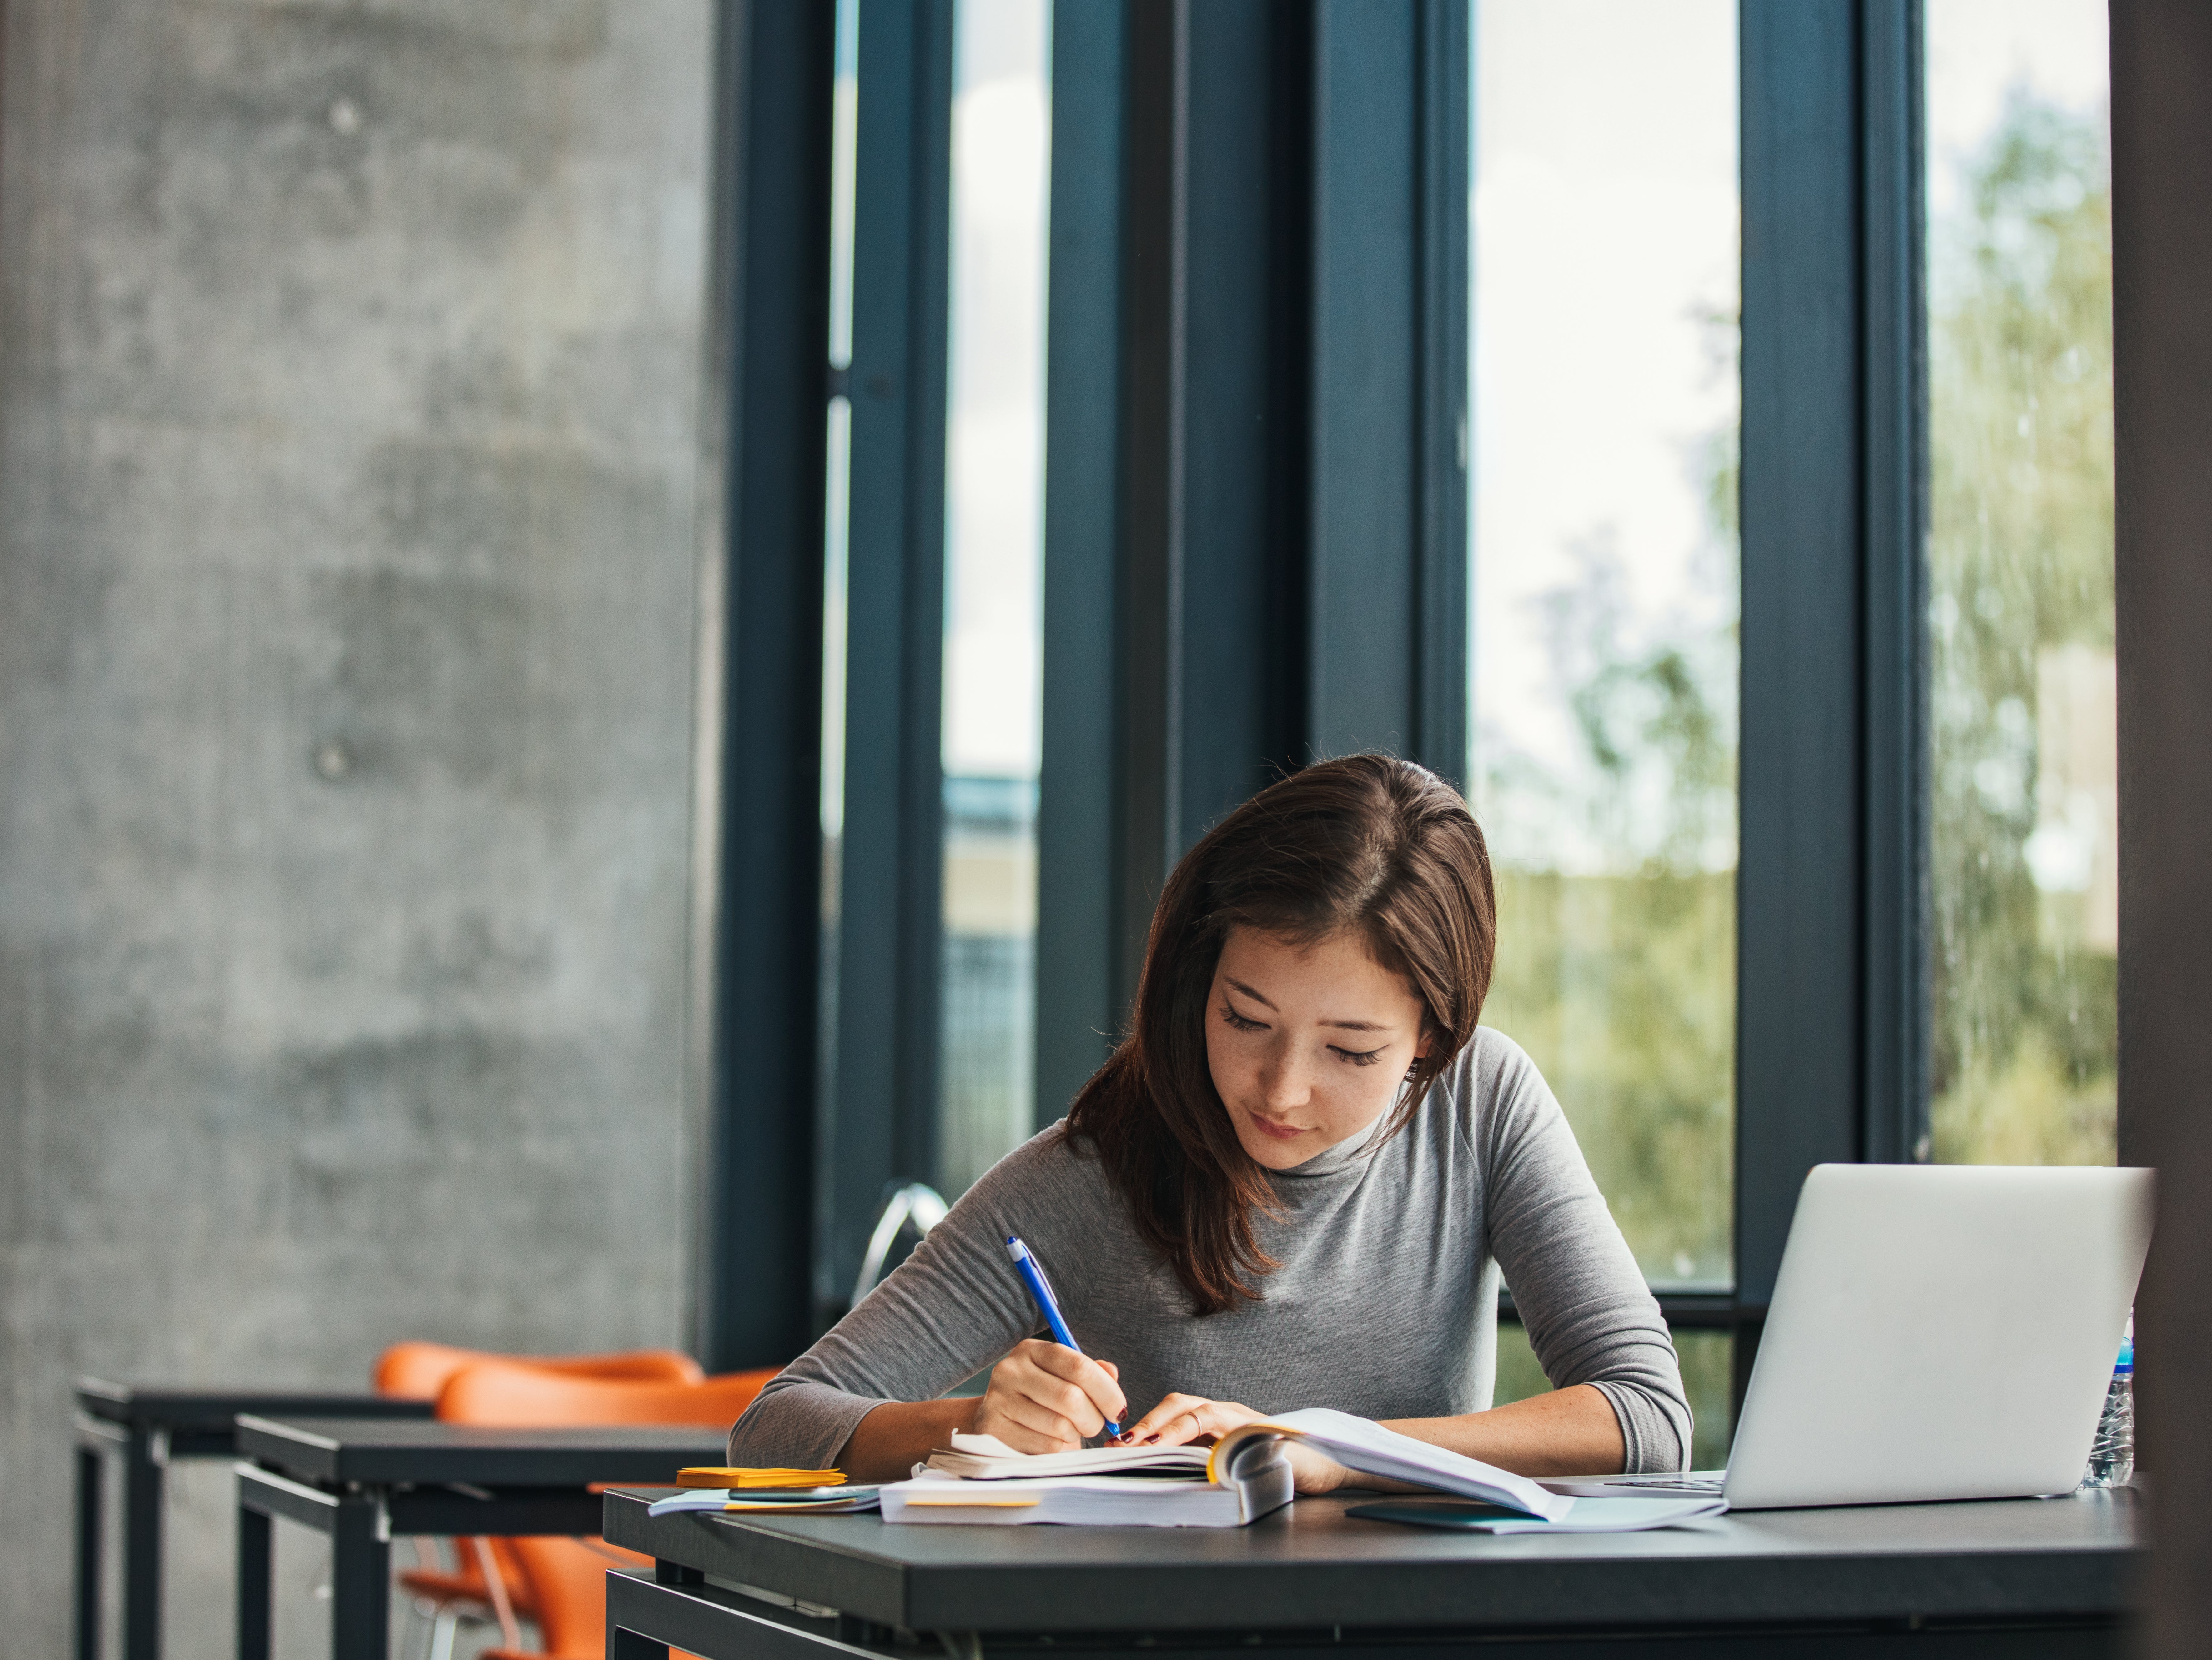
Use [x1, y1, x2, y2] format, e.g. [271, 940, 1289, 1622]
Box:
[2081, 1315, 2134, 1490]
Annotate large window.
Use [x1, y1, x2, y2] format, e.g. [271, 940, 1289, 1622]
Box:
[725, 0, 2029, 1390]
[1469, 0, 1738, 1470]
[938, 0, 1052, 1196]
[1924, 0, 2114, 1167]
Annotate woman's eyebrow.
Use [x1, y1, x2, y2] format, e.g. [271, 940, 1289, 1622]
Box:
[1223, 977, 1277, 1010]
[1226, 976, 1388, 1032]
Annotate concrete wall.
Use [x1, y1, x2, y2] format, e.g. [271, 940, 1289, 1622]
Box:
[0, 1, 718, 1653]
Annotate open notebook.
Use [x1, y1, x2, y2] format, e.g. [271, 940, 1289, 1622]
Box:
[648, 1486, 882, 1517]
[923, 1432, 1211, 1480]
[880, 1408, 1725, 1531]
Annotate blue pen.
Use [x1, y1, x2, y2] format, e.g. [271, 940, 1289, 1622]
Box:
[1005, 1235, 1121, 1438]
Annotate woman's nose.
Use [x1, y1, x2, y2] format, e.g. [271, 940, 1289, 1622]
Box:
[1259, 1043, 1310, 1108]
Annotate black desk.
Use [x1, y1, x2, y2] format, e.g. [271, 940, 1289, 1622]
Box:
[232, 1416, 729, 1660]
[71, 1380, 431, 1660]
[599, 1486, 2141, 1658]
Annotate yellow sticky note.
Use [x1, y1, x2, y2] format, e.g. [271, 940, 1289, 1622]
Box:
[678, 1466, 844, 1490]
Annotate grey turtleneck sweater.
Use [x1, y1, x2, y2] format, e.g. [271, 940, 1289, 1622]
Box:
[729, 1028, 1692, 1473]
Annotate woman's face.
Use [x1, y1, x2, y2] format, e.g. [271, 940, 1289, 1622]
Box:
[1204, 925, 1433, 1171]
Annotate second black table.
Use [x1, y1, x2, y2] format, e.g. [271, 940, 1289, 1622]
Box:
[233, 1416, 729, 1660]
[72, 1380, 431, 1660]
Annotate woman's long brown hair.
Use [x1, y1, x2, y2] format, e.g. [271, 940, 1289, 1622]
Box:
[1063, 754, 1496, 1314]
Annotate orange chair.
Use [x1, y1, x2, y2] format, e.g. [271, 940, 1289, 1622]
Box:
[375, 1340, 705, 1399]
[372, 1344, 706, 1660]
[435, 1362, 772, 1429]
[434, 1361, 779, 1660]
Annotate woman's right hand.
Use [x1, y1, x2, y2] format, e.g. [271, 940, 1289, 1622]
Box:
[966, 1340, 1127, 1452]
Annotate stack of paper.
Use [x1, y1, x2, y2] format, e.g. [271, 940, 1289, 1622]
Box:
[886, 1472, 1254, 1526]
[886, 1426, 1295, 1527]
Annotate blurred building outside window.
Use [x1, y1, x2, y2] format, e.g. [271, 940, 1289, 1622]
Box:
[1924, 0, 2116, 1168]
[1466, 0, 1740, 1469]
[818, 0, 860, 1151]
[938, 0, 1051, 1198]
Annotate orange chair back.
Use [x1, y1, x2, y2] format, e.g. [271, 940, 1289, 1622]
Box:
[374, 1341, 705, 1400]
[435, 1361, 777, 1429]
[440, 1362, 780, 1660]
[377, 1343, 708, 1642]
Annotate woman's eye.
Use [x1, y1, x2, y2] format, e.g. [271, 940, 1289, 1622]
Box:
[1220, 1004, 1266, 1032]
[1331, 1045, 1389, 1067]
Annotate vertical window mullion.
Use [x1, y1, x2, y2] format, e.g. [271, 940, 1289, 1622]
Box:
[703, 0, 838, 1370]
[1737, 0, 1866, 1324]
[1034, 0, 1127, 1130]
[1859, 0, 1930, 1171]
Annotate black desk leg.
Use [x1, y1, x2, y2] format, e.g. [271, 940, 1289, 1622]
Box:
[329, 1491, 390, 1660]
[123, 1429, 164, 1660]
[75, 1444, 102, 1660]
[236, 1505, 271, 1660]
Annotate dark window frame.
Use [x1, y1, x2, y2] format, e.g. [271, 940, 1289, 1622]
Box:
[699, 0, 837, 1372]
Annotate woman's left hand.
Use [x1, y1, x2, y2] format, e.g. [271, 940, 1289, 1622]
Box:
[1116, 1393, 1351, 1495]
[1116, 1391, 1257, 1448]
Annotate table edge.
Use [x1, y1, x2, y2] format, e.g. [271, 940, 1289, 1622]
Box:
[72, 1381, 434, 1427]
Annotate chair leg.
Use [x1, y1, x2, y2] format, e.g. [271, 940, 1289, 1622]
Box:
[400, 1597, 437, 1660]
[427, 1606, 461, 1660]
[470, 1538, 521, 1652]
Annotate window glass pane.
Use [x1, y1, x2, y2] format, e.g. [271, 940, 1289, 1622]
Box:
[1924, 1, 2114, 1166]
[1494, 1320, 1734, 1471]
[1469, 0, 1740, 1291]
[938, 0, 1051, 1196]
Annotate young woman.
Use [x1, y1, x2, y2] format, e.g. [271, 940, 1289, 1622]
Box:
[729, 755, 1690, 1490]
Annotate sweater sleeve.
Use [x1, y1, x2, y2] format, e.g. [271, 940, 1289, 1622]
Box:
[726, 1131, 1078, 1470]
[1471, 1032, 1695, 1473]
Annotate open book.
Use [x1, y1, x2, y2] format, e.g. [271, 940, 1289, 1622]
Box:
[1202, 1409, 1572, 1521]
[883, 1408, 1721, 1530]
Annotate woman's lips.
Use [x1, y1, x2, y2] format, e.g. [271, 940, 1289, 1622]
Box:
[1247, 1111, 1307, 1141]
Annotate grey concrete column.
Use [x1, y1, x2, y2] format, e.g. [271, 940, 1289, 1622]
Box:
[0, 3, 719, 1650]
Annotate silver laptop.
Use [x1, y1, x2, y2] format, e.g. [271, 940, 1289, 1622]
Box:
[1548, 1163, 2151, 1510]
